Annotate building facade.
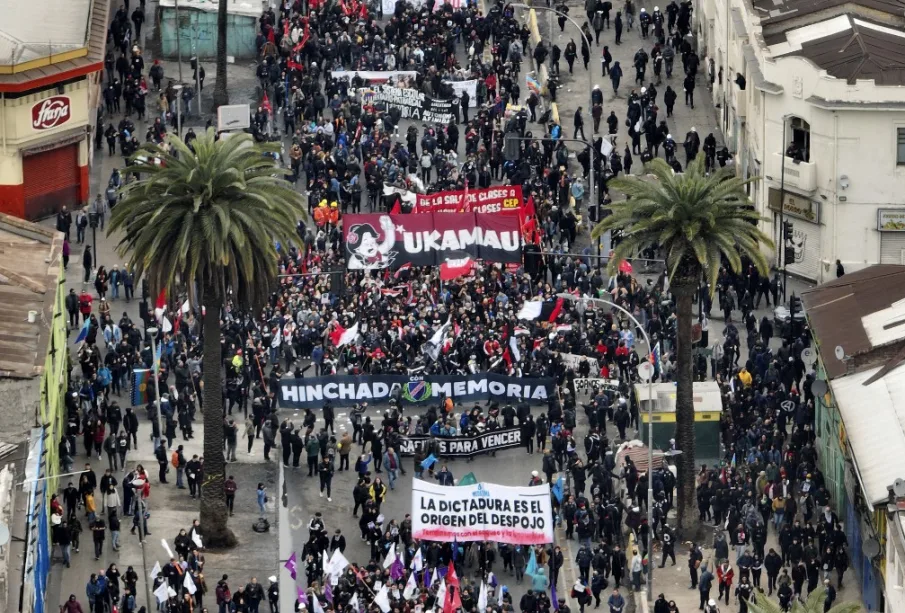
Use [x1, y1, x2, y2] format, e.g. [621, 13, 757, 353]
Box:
[0, 0, 108, 220]
[696, 0, 905, 282]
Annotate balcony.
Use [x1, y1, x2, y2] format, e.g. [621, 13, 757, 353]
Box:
[769, 152, 816, 192]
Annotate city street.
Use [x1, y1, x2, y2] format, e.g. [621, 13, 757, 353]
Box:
[40, 0, 853, 612]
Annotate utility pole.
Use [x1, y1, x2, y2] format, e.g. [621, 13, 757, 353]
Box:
[174, 0, 184, 83]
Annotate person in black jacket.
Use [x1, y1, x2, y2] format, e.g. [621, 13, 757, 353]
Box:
[521, 414, 536, 454]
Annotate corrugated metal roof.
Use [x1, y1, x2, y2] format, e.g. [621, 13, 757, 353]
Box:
[831, 365, 905, 505]
[0, 0, 92, 65]
[0, 214, 64, 379]
[752, 0, 905, 27]
[801, 265, 905, 380]
[770, 14, 905, 85]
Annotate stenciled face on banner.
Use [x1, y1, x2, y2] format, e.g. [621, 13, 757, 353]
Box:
[345, 215, 397, 270]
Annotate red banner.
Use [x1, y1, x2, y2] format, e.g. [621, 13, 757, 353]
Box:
[413, 185, 523, 214]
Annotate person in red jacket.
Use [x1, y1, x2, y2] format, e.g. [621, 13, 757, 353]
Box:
[716, 559, 734, 605]
[62, 594, 85, 613]
[78, 290, 93, 323]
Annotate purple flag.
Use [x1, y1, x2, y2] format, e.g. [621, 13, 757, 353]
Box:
[325, 582, 334, 604]
[390, 557, 405, 581]
[551, 583, 559, 611]
[297, 586, 308, 606]
[285, 553, 298, 581]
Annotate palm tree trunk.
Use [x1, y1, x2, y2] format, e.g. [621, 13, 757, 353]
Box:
[212, 0, 229, 108]
[672, 276, 702, 541]
[199, 290, 237, 547]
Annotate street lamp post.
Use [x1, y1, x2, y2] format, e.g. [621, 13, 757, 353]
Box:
[558, 293, 656, 602]
[512, 3, 597, 223]
[147, 327, 164, 451]
[173, 84, 184, 138]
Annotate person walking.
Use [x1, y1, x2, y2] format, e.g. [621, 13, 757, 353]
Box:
[318, 457, 334, 501]
[83, 246, 93, 284]
[574, 107, 587, 140]
[257, 483, 267, 516]
[684, 73, 695, 108]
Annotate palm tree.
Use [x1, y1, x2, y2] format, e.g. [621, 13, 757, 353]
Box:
[109, 130, 307, 547]
[746, 586, 861, 613]
[591, 156, 772, 538]
[213, 0, 229, 108]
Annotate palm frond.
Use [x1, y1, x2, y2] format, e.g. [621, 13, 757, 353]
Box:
[108, 128, 307, 307]
[590, 156, 774, 283]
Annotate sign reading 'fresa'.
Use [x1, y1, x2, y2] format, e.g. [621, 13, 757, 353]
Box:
[32, 96, 71, 130]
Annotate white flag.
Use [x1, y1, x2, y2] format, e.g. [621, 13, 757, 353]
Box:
[349, 593, 360, 613]
[161, 539, 174, 559]
[183, 573, 197, 595]
[338, 322, 360, 347]
[150, 561, 162, 579]
[383, 543, 397, 569]
[323, 550, 332, 576]
[312, 595, 325, 613]
[191, 532, 203, 549]
[600, 137, 613, 157]
[162, 316, 173, 334]
[329, 549, 350, 576]
[434, 580, 447, 612]
[477, 581, 487, 612]
[431, 567, 439, 587]
[404, 572, 418, 600]
[153, 581, 169, 603]
[374, 586, 392, 613]
[498, 584, 504, 607]
[410, 548, 423, 572]
[181, 300, 191, 314]
[167, 587, 178, 598]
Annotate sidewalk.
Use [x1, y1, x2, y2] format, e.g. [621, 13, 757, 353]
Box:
[45, 409, 279, 610]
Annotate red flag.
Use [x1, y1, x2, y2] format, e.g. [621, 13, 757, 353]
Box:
[547, 297, 564, 323]
[444, 585, 463, 613]
[440, 256, 473, 281]
[524, 194, 536, 218]
[389, 195, 402, 215]
[393, 262, 412, 279]
[262, 93, 273, 115]
[328, 322, 346, 347]
[502, 348, 513, 369]
[155, 289, 167, 311]
[445, 561, 459, 588]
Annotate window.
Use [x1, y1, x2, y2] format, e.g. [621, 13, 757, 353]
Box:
[897, 128, 905, 165]
[785, 117, 811, 162]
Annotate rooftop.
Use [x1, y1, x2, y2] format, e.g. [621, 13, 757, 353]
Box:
[0, 0, 107, 92]
[0, 214, 64, 379]
[0, 0, 92, 66]
[801, 265, 905, 380]
[769, 14, 905, 85]
[751, 0, 905, 28]
[831, 364, 905, 505]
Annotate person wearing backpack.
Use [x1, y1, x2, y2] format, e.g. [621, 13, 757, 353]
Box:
[172, 444, 187, 489]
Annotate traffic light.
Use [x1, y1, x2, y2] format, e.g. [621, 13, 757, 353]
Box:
[784, 244, 795, 265]
[789, 294, 802, 316]
[783, 220, 794, 241]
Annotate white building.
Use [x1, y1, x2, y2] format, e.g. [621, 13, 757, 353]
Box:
[695, 0, 905, 282]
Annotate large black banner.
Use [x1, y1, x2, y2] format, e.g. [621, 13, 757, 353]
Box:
[398, 428, 523, 457]
[278, 374, 555, 409]
[362, 84, 456, 124]
[344, 213, 522, 270]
